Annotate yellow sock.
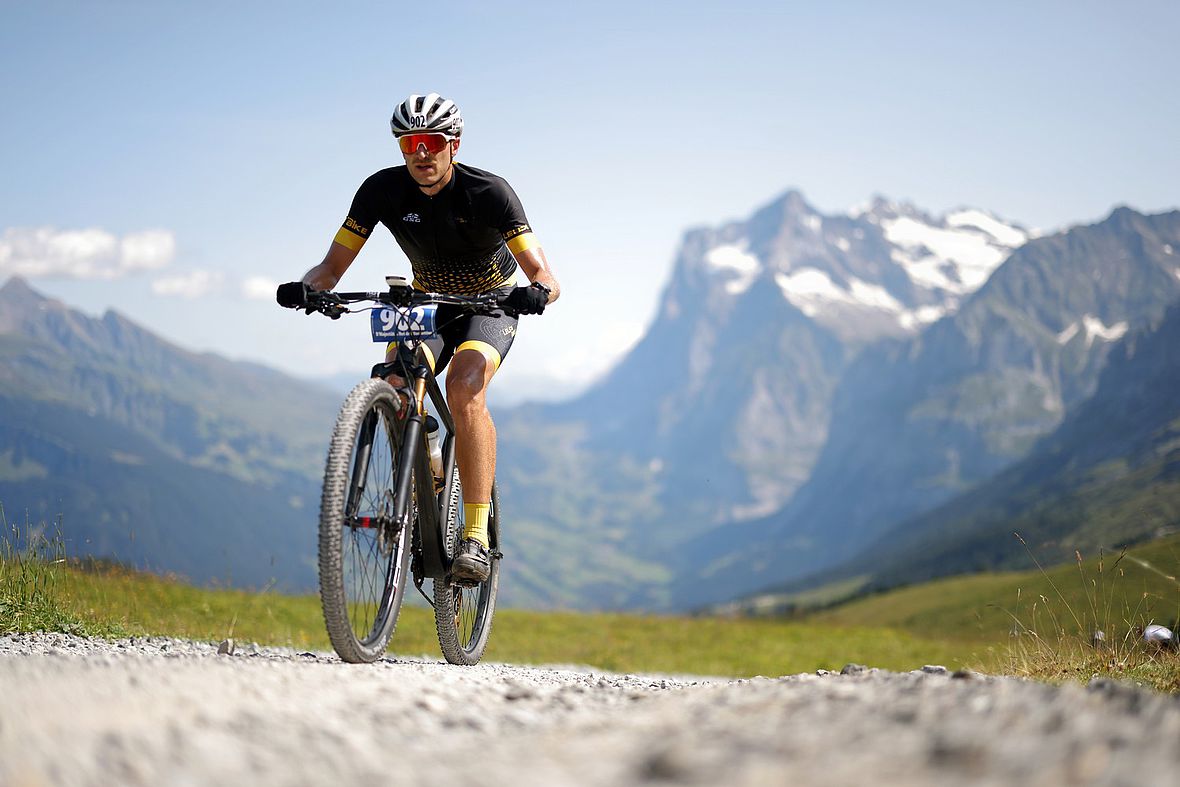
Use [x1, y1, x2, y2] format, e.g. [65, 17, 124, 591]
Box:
[462, 502, 491, 549]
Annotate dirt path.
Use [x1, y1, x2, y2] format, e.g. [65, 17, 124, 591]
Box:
[2, 633, 1178, 786]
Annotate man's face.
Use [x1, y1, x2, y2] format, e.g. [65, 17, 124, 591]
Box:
[401, 134, 459, 188]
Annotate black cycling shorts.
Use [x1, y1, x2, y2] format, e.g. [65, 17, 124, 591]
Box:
[385, 294, 518, 376]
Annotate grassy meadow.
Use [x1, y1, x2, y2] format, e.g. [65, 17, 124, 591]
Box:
[3, 515, 1178, 690]
[809, 531, 1180, 691]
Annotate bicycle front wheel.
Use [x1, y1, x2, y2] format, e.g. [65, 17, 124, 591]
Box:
[318, 379, 412, 663]
[433, 471, 501, 665]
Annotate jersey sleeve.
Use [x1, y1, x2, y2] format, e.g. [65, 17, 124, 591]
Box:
[333, 174, 381, 252]
[494, 179, 539, 256]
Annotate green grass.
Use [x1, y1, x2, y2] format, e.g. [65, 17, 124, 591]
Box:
[0, 514, 93, 636]
[3, 511, 1177, 689]
[810, 532, 1180, 690]
[3, 557, 969, 675]
[811, 533, 1180, 641]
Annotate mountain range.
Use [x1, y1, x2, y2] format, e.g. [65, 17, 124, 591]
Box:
[728, 299, 1180, 615]
[1, 193, 1177, 612]
[672, 206, 1180, 607]
[0, 277, 337, 589]
[497, 198, 1180, 610]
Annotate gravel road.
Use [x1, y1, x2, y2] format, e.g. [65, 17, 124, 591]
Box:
[2, 633, 1179, 786]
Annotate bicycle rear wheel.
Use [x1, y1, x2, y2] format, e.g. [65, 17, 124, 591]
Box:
[318, 379, 412, 663]
[433, 471, 500, 665]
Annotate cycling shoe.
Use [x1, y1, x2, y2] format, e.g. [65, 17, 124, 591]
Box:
[452, 538, 491, 584]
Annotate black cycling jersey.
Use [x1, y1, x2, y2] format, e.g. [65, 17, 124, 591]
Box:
[334, 162, 537, 295]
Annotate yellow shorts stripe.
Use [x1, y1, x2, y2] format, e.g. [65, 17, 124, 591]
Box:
[455, 340, 502, 373]
[420, 343, 436, 372]
[334, 227, 366, 252]
[506, 232, 539, 256]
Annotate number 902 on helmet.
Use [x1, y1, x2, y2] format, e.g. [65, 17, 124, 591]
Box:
[390, 93, 463, 138]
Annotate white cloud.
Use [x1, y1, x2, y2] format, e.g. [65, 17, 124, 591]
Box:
[118, 230, 175, 272]
[241, 275, 278, 300]
[151, 270, 224, 298]
[0, 226, 175, 279]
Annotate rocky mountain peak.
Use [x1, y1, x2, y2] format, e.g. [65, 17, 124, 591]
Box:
[0, 275, 41, 299]
[854, 195, 927, 223]
[0, 276, 73, 336]
[663, 189, 1030, 346]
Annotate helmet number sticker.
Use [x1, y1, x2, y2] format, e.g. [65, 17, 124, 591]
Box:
[371, 304, 438, 341]
[408, 115, 426, 128]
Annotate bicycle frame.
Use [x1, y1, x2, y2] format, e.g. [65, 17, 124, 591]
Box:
[388, 352, 460, 581]
[306, 284, 507, 581]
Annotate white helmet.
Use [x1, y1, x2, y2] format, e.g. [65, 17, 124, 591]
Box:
[390, 93, 463, 138]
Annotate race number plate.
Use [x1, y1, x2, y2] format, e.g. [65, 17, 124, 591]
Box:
[370, 304, 438, 341]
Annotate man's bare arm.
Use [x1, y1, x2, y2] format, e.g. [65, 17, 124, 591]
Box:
[302, 241, 361, 291]
[512, 246, 561, 304]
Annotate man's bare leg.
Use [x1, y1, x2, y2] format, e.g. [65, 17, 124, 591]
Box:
[445, 350, 497, 504]
[446, 348, 498, 581]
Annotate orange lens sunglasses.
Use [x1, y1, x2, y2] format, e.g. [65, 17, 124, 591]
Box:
[398, 133, 452, 155]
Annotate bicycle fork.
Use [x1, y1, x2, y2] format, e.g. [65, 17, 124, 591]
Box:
[346, 411, 378, 520]
[391, 371, 429, 538]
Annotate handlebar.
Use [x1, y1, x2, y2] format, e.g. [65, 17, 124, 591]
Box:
[302, 286, 509, 320]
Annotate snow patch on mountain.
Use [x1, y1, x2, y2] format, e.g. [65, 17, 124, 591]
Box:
[898, 305, 949, 331]
[1057, 315, 1129, 347]
[774, 269, 944, 330]
[1082, 316, 1129, 346]
[774, 269, 844, 317]
[946, 209, 1029, 247]
[883, 217, 1012, 294]
[705, 243, 761, 295]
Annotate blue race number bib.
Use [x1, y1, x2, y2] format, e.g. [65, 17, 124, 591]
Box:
[370, 305, 438, 342]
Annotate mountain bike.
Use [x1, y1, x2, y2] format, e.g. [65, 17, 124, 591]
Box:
[302, 278, 515, 665]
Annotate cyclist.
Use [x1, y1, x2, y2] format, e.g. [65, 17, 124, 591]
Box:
[277, 92, 560, 583]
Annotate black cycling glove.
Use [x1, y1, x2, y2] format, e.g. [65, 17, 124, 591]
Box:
[504, 283, 549, 315]
[276, 281, 312, 309]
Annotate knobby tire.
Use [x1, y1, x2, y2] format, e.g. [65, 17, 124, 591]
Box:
[318, 379, 412, 663]
[433, 471, 500, 665]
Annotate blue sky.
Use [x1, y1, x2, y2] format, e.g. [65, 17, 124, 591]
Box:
[2, 1, 1177, 399]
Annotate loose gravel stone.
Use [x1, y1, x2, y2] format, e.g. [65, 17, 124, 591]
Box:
[2, 632, 1180, 786]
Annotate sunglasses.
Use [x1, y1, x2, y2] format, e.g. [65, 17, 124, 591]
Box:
[398, 133, 454, 155]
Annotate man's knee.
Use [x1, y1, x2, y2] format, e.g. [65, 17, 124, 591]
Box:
[446, 355, 490, 411]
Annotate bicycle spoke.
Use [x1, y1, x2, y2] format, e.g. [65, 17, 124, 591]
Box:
[434, 472, 499, 664]
[330, 396, 406, 650]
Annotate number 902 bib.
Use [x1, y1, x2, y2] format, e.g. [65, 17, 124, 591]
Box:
[370, 305, 438, 342]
